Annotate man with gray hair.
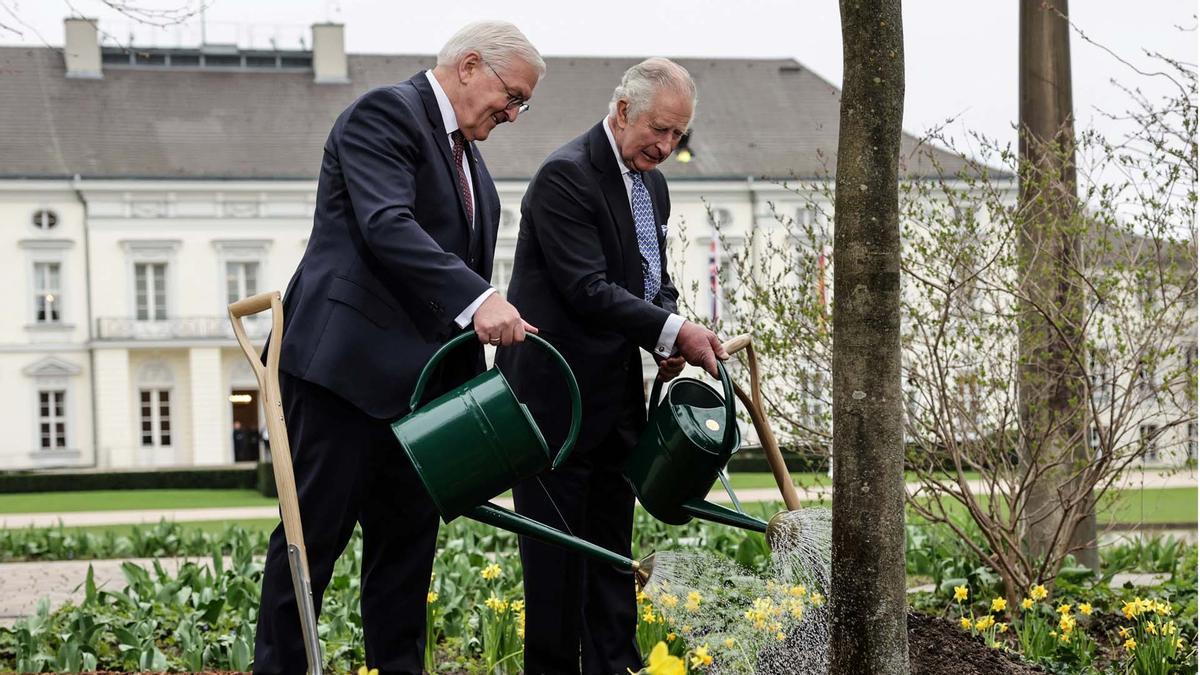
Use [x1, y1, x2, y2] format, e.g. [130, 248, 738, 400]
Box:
[497, 57, 726, 673]
[253, 21, 543, 674]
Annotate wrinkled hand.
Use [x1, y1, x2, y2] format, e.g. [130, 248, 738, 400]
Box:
[474, 293, 537, 346]
[674, 321, 728, 377]
[657, 355, 685, 382]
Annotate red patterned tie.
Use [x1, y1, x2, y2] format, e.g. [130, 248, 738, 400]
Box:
[451, 130, 474, 229]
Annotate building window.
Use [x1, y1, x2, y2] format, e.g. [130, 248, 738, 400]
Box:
[135, 262, 168, 320]
[226, 261, 259, 305]
[32, 209, 58, 230]
[140, 389, 172, 447]
[38, 390, 67, 450]
[1139, 423, 1160, 463]
[33, 262, 62, 323]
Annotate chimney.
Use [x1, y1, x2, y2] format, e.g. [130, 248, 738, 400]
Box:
[312, 23, 348, 84]
[64, 17, 102, 78]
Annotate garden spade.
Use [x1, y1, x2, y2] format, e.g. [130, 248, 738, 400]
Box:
[229, 291, 323, 675]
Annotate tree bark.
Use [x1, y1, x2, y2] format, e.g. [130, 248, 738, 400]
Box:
[1018, 0, 1098, 573]
[829, 0, 909, 672]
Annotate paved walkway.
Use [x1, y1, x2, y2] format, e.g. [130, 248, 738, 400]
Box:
[0, 468, 1192, 529]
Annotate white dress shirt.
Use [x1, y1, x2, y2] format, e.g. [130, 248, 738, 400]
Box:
[425, 70, 496, 328]
[602, 116, 685, 358]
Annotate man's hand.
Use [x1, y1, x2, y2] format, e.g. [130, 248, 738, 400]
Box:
[657, 355, 685, 382]
[675, 321, 728, 377]
[474, 293, 537, 346]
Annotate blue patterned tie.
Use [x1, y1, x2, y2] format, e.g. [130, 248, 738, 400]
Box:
[629, 171, 661, 301]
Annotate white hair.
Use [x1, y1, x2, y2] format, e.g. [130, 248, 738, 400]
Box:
[608, 57, 697, 121]
[437, 21, 546, 79]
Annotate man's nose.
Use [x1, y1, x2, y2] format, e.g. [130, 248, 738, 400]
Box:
[657, 139, 674, 159]
[505, 106, 519, 123]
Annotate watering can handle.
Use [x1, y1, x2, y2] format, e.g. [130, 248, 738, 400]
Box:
[408, 332, 583, 469]
[648, 359, 736, 455]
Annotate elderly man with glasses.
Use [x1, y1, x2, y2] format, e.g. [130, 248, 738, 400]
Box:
[253, 21, 543, 675]
[497, 57, 727, 674]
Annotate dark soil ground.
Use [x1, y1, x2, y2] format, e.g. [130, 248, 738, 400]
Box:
[909, 612, 1046, 675]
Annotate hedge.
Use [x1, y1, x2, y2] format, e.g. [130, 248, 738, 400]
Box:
[0, 465, 257, 494]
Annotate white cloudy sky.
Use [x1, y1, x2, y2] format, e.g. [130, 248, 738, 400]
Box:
[1, 0, 1195, 160]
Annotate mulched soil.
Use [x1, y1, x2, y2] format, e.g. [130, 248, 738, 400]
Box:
[909, 612, 1046, 675]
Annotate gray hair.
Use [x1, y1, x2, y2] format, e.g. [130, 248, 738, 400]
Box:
[608, 57, 697, 122]
[437, 21, 546, 79]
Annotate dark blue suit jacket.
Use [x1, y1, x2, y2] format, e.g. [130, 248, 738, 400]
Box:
[279, 72, 499, 419]
[497, 122, 678, 453]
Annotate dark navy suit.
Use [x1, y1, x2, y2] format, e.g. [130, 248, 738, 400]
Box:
[253, 72, 498, 674]
[496, 121, 678, 674]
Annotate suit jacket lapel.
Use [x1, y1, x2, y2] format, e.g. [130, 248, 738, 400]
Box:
[469, 143, 497, 279]
[411, 72, 473, 231]
[587, 122, 644, 297]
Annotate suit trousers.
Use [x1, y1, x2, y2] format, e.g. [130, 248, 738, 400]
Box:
[513, 400, 644, 675]
[253, 372, 439, 675]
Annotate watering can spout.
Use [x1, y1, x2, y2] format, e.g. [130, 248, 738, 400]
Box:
[634, 553, 655, 590]
[469, 503, 639, 572]
[680, 498, 768, 533]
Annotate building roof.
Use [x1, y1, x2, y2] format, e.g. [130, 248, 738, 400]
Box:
[0, 46, 971, 181]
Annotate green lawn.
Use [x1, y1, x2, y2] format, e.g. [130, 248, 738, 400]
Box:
[1097, 487, 1198, 525]
[0, 489, 275, 514]
[0, 480, 1192, 527]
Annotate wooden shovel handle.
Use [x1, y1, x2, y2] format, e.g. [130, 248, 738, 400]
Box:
[227, 292, 312, 570]
[719, 333, 803, 511]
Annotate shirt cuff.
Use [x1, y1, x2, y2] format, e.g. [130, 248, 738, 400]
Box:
[654, 314, 686, 358]
[455, 288, 497, 328]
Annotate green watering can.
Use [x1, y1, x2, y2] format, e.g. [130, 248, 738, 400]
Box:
[626, 360, 769, 551]
[391, 331, 640, 572]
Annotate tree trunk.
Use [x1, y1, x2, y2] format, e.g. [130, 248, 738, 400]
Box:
[1017, 0, 1098, 573]
[829, 1, 908, 673]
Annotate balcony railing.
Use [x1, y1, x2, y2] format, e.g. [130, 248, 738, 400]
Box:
[95, 316, 270, 341]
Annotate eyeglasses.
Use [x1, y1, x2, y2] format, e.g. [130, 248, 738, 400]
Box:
[484, 61, 530, 114]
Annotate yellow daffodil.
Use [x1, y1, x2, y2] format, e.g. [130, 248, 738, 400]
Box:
[1030, 584, 1048, 601]
[637, 591, 648, 604]
[809, 592, 825, 607]
[1121, 600, 1139, 619]
[1146, 622, 1158, 636]
[724, 638, 736, 649]
[1021, 598, 1033, 610]
[1059, 632, 1071, 643]
[690, 645, 713, 668]
[518, 610, 526, 639]
[682, 625, 692, 633]
[1056, 603, 1071, 615]
[1124, 638, 1137, 652]
[660, 593, 679, 609]
[953, 585, 969, 602]
[1118, 626, 1132, 639]
[666, 632, 676, 642]
[960, 617, 972, 630]
[484, 595, 508, 613]
[991, 597, 1006, 612]
[643, 606, 658, 624]
[1176, 638, 1185, 650]
[789, 584, 807, 597]
[775, 631, 786, 642]
[975, 615, 995, 631]
[644, 642, 685, 675]
[481, 563, 502, 580]
[511, 599, 525, 613]
[1162, 621, 1177, 636]
[990, 641, 1001, 649]
[686, 591, 703, 612]
[427, 591, 438, 604]
[358, 668, 379, 675]
[1153, 599, 1172, 616]
[1077, 602, 1092, 615]
[997, 622, 1008, 633]
[1058, 614, 1075, 634]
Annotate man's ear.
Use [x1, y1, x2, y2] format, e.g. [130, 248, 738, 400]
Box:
[457, 51, 482, 85]
[615, 99, 630, 130]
